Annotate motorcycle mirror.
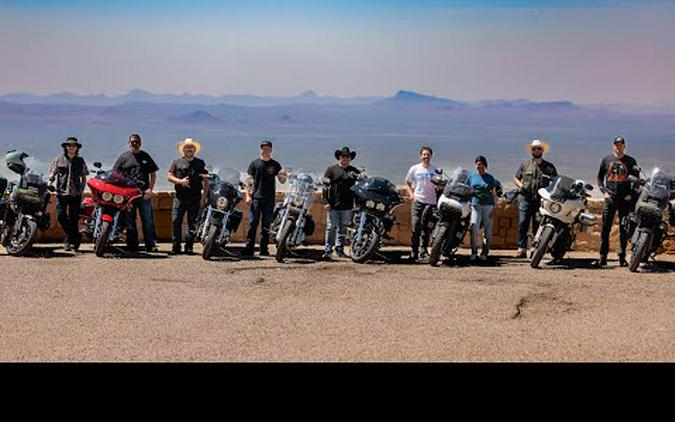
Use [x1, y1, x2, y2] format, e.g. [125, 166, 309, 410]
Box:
[93, 162, 102, 169]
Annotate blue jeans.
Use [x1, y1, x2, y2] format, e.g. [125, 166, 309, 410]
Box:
[518, 195, 540, 250]
[124, 196, 156, 249]
[246, 197, 275, 251]
[172, 196, 200, 248]
[470, 204, 494, 256]
[325, 209, 351, 254]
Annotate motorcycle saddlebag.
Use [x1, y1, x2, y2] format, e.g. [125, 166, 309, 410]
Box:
[303, 213, 315, 236]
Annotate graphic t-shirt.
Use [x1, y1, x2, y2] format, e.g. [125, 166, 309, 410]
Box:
[406, 163, 438, 205]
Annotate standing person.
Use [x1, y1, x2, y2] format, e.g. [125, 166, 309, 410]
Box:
[595, 136, 640, 268]
[513, 139, 558, 258]
[405, 146, 438, 261]
[48, 137, 89, 251]
[242, 140, 287, 257]
[167, 138, 209, 255]
[468, 156, 499, 262]
[321, 147, 360, 260]
[112, 133, 159, 253]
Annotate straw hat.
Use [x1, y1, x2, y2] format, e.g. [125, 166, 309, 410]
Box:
[526, 139, 549, 154]
[177, 138, 201, 155]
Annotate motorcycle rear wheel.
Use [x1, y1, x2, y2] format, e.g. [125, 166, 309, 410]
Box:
[530, 225, 554, 269]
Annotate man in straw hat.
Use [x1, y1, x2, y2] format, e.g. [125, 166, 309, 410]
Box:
[168, 138, 209, 255]
[513, 139, 558, 258]
[594, 136, 640, 268]
[48, 136, 89, 251]
[321, 146, 360, 260]
[113, 133, 159, 253]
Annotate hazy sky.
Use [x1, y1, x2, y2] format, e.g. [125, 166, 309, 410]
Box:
[1, 0, 674, 104]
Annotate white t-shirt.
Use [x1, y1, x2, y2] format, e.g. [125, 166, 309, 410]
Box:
[406, 163, 438, 205]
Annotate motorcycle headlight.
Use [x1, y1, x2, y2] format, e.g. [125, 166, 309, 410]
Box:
[217, 196, 228, 210]
[549, 202, 562, 214]
[292, 197, 305, 207]
[101, 192, 113, 202]
[376, 202, 386, 211]
[366, 200, 376, 209]
[113, 194, 125, 205]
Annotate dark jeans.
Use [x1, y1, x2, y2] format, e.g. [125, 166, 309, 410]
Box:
[411, 201, 434, 254]
[124, 196, 156, 249]
[518, 195, 541, 250]
[56, 195, 81, 245]
[172, 196, 200, 248]
[600, 195, 634, 257]
[246, 197, 275, 252]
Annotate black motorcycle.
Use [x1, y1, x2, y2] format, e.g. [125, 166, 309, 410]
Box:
[348, 172, 404, 263]
[428, 167, 473, 266]
[625, 168, 675, 272]
[1, 151, 54, 256]
[196, 168, 244, 260]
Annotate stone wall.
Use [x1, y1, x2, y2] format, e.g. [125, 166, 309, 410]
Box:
[38, 191, 675, 253]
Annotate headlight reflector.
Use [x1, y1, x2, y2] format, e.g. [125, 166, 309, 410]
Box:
[366, 200, 376, 208]
[376, 203, 386, 211]
[550, 202, 562, 214]
[113, 194, 125, 204]
[101, 192, 113, 202]
[217, 196, 228, 210]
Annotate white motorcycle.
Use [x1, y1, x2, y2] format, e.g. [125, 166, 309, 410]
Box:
[530, 175, 599, 268]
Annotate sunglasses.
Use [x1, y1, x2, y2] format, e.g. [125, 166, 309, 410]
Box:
[531, 147, 543, 151]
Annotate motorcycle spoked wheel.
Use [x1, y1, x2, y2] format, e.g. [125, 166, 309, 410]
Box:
[628, 231, 651, 273]
[350, 220, 381, 264]
[202, 225, 220, 261]
[275, 219, 295, 263]
[5, 218, 37, 256]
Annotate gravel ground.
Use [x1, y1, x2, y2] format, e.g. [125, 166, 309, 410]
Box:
[0, 243, 673, 362]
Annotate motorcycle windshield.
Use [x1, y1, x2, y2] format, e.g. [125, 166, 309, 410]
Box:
[650, 168, 675, 195]
[96, 171, 138, 188]
[443, 167, 473, 198]
[217, 167, 243, 187]
[545, 175, 577, 200]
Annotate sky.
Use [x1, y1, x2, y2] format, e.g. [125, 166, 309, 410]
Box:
[1, 0, 675, 104]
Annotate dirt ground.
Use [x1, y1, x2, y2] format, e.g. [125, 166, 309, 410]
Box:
[0, 243, 673, 362]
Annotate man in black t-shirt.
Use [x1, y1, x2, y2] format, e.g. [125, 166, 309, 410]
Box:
[112, 133, 159, 252]
[321, 146, 360, 259]
[167, 138, 209, 255]
[242, 140, 287, 256]
[595, 136, 640, 268]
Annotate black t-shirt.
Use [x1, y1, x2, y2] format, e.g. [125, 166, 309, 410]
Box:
[597, 154, 639, 199]
[323, 164, 360, 210]
[247, 158, 282, 200]
[112, 150, 159, 190]
[169, 157, 208, 200]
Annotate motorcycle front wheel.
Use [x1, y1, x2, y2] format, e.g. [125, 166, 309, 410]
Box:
[275, 219, 294, 263]
[350, 219, 381, 264]
[530, 225, 554, 269]
[5, 218, 37, 256]
[429, 225, 449, 267]
[94, 220, 112, 257]
[628, 230, 651, 273]
[202, 224, 220, 260]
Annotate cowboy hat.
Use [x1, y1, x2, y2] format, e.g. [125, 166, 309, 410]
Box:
[525, 139, 549, 154]
[61, 137, 82, 149]
[334, 146, 356, 161]
[177, 138, 201, 155]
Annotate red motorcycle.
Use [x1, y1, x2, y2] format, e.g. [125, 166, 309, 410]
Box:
[85, 162, 142, 257]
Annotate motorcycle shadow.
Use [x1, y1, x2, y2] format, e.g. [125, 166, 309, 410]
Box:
[640, 260, 675, 273]
[93, 247, 169, 259]
[3, 246, 77, 259]
[542, 257, 611, 270]
[438, 255, 506, 268]
[278, 248, 326, 264]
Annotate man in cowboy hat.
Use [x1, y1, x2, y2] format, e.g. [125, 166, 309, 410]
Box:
[321, 146, 360, 259]
[48, 137, 89, 251]
[595, 136, 640, 268]
[113, 133, 159, 253]
[242, 139, 287, 257]
[167, 138, 209, 255]
[513, 139, 558, 258]
[405, 146, 438, 262]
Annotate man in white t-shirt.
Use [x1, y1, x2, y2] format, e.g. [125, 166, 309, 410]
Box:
[405, 146, 438, 261]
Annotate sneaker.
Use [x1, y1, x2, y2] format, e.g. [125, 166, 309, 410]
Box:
[618, 254, 628, 267]
[321, 252, 333, 260]
[515, 249, 527, 258]
[63, 241, 72, 252]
